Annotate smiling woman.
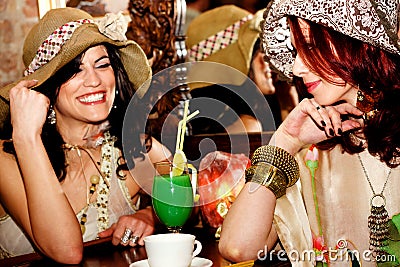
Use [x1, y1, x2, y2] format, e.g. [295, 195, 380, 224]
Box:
[54, 46, 117, 124]
[0, 7, 171, 264]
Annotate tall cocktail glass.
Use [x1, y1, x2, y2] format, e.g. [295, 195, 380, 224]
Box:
[152, 161, 194, 233]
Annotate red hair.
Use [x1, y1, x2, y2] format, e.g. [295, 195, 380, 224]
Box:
[289, 16, 400, 167]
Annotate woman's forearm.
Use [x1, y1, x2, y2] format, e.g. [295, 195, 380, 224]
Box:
[12, 134, 83, 263]
[219, 129, 300, 262]
[219, 182, 277, 262]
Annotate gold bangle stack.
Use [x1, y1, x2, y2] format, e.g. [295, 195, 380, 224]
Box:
[245, 145, 300, 198]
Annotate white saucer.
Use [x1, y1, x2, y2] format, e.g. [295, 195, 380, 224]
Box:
[129, 257, 213, 267]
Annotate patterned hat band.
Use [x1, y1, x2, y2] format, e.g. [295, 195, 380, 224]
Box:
[188, 14, 253, 62]
[261, 0, 400, 81]
[24, 18, 94, 76]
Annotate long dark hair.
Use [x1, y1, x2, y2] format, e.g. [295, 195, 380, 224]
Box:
[289, 16, 400, 167]
[3, 43, 152, 181]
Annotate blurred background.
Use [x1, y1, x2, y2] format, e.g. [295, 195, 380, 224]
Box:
[0, 0, 268, 89]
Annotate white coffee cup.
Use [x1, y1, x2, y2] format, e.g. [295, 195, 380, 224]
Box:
[144, 233, 202, 267]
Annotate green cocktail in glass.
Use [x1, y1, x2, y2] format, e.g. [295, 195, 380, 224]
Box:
[152, 173, 194, 233]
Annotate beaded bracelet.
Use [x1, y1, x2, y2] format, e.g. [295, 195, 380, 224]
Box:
[246, 145, 300, 198]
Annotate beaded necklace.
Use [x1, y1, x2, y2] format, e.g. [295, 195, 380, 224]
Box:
[63, 131, 115, 235]
[358, 154, 391, 258]
[306, 146, 394, 265]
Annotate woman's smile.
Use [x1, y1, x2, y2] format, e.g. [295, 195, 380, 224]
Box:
[77, 91, 107, 105]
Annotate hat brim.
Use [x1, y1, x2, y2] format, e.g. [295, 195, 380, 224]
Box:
[261, 0, 400, 81]
[188, 20, 259, 90]
[0, 23, 151, 131]
[191, 20, 258, 76]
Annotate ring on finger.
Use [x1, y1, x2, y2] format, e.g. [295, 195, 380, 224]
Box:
[121, 228, 133, 244]
[130, 235, 140, 244]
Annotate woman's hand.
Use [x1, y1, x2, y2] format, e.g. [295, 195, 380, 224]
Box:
[271, 98, 363, 155]
[98, 206, 156, 246]
[9, 80, 49, 139]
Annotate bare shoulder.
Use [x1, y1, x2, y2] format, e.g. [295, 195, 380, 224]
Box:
[125, 136, 171, 194]
[140, 135, 172, 163]
[226, 115, 262, 133]
[149, 137, 172, 162]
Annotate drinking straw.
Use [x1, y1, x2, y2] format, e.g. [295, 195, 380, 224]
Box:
[175, 101, 188, 152]
[175, 109, 200, 152]
[179, 101, 190, 151]
[176, 121, 182, 152]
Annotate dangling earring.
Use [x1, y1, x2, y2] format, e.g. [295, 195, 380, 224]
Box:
[113, 88, 119, 109]
[47, 105, 56, 124]
[356, 87, 378, 121]
[113, 89, 119, 109]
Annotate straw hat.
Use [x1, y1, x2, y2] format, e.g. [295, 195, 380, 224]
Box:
[261, 0, 400, 81]
[186, 5, 264, 83]
[0, 7, 151, 131]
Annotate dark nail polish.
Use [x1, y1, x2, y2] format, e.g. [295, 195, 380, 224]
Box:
[338, 128, 343, 135]
[329, 128, 335, 136]
[321, 121, 326, 126]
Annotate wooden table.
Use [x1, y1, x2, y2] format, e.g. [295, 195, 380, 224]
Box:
[0, 227, 290, 267]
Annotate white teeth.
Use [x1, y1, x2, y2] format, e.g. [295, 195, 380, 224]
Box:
[79, 93, 104, 103]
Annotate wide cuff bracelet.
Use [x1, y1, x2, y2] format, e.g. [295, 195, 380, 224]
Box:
[250, 145, 300, 187]
[245, 162, 287, 198]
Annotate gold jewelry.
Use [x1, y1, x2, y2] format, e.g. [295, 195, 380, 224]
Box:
[246, 162, 287, 198]
[63, 131, 115, 235]
[358, 154, 391, 258]
[64, 145, 102, 235]
[79, 174, 100, 234]
[356, 89, 379, 121]
[250, 145, 300, 187]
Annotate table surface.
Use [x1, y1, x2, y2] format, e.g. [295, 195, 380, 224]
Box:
[0, 227, 291, 267]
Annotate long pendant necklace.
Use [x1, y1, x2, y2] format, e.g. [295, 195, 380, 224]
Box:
[64, 135, 112, 235]
[358, 154, 391, 258]
[64, 145, 101, 234]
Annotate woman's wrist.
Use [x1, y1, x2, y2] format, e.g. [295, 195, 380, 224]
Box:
[268, 128, 303, 156]
[12, 132, 42, 150]
[246, 144, 300, 198]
